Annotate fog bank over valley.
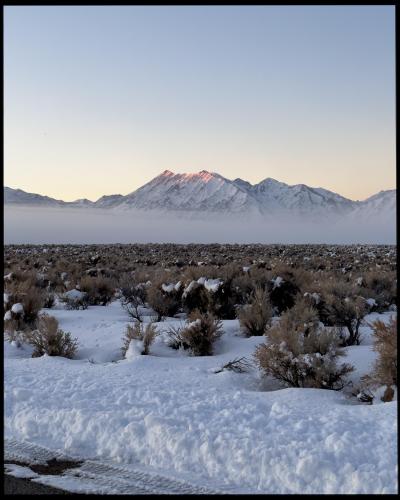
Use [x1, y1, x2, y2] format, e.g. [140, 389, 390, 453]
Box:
[4, 206, 395, 244]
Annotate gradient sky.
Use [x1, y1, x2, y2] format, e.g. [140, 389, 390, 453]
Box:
[4, 5, 395, 202]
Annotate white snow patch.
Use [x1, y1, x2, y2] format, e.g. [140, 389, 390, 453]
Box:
[271, 276, 284, 289]
[161, 283, 175, 293]
[125, 340, 144, 360]
[64, 289, 87, 300]
[204, 279, 223, 293]
[4, 463, 39, 479]
[11, 303, 24, 315]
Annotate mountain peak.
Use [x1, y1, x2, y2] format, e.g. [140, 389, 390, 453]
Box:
[258, 177, 286, 186]
[160, 169, 174, 177]
[197, 170, 216, 181]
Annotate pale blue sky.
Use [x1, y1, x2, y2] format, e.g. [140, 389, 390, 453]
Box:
[4, 5, 395, 201]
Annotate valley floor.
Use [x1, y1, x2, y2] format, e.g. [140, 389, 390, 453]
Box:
[4, 301, 397, 494]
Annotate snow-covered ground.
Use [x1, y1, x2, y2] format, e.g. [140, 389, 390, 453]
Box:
[4, 301, 397, 494]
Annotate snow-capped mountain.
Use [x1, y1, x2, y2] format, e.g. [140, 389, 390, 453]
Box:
[116, 170, 260, 214]
[4, 187, 120, 209]
[233, 177, 357, 215]
[4, 171, 396, 220]
[4, 187, 67, 207]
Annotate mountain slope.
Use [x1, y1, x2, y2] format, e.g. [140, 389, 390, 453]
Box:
[346, 189, 396, 221]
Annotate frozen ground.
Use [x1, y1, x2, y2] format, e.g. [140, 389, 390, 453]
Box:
[4, 301, 397, 494]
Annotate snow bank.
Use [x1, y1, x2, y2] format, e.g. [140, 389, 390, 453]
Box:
[4, 302, 397, 494]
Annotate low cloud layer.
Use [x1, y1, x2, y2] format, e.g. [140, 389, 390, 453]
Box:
[4, 206, 395, 244]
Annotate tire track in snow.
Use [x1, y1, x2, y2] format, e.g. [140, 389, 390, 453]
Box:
[5, 438, 226, 494]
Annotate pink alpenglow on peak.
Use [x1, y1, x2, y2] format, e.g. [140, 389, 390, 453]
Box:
[160, 170, 175, 177]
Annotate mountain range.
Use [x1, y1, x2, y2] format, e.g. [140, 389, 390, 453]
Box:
[4, 170, 396, 220]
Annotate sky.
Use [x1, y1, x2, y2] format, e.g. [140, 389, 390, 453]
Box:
[4, 5, 395, 202]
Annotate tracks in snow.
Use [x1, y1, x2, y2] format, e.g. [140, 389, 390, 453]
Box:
[4, 438, 226, 494]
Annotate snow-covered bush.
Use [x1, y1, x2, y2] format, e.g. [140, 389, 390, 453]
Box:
[60, 289, 89, 310]
[238, 287, 272, 336]
[182, 280, 211, 315]
[121, 322, 158, 356]
[3, 279, 45, 330]
[167, 311, 223, 356]
[361, 317, 397, 402]
[25, 314, 78, 358]
[255, 304, 353, 389]
[79, 276, 115, 306]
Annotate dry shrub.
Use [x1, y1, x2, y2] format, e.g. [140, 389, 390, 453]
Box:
[4, 317, 19, 336]
[79, 276, 115, 306]
[274, 265, 314, 294]
[302, 288, 331, 325]
[238, 287, 272, 336]
[255, 303, 353, 389]
[230, 273, 254, 303]
[26, 314, 78, 358]
[122, 322, 158, 356]
[208, 281, 237, 320]
[4, 279, 45, 329]
[166, 323, 188, 350]
[214, 356, 252, 374]
[61, 291, 89, 310]
[323, 282, 367, 346]
[167, 311, 223, 356]
[267, 271, 300, 314]
[362, 271, 396, 311]
[21, 288, 45, 326]
[120, 282, 146, 305]
[246, 267, 272, 291]
[4, 318, 25, 347]
[147, 283, 181, 320]
[119, 273, 151, 322]
[43, 292, 56, 309]
[280, 298, 320, 334]
[361, 318, 397, 400]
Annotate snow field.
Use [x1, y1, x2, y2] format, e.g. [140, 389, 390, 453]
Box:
[4, 301, 397, 494]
